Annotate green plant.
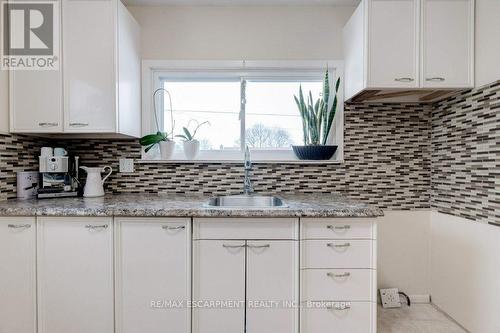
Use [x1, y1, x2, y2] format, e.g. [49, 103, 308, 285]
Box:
[139, 88, 175, 153]
[176, 120, 210, 141]
[294, 70, 341, 145]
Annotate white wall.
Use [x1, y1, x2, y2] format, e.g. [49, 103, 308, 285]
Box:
[377, 210, 431, 301]
[475, 0, 500, 87]
[430, 212, 500, 333]
[0, 70, 8, 133]
[128, 5, 354, 60]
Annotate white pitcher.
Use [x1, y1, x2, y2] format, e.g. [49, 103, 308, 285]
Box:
[80, 166, 112, 198]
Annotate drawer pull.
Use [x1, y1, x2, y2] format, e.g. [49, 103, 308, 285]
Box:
[8, 224, 31, 229]
[222, 244, 246, 249]
[326, 272, 351, 278]
[247, 244, 270, 249]
[69, 122, 89, 127]
[38, 122, 58, 127]
[394, 77, 414, 82]
[327, 242, 351, 248]
[162, 225, 185, 230]
[426, 77, 445, 82]
[326, 225, 351, 231]
[327, 303, 351, 311]
[85, 224, 108, 230]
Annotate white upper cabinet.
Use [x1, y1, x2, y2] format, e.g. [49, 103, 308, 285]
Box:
[9, 0, 141, 137]
[368, 0, 419, 88]
[10, 70, 63, 132]
[343, 0, 475, 102]
[422, 0, 474, 88]
[63, 0, 116, 132]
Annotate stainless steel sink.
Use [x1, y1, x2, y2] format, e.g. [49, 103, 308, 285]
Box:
[206, 195, 287, 208]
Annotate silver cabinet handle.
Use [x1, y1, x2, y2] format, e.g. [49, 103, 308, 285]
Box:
[327, 272, 351, 278]
[8, 224, 31, 229]
[85, 224, 108, 230]
[69, 122, 89, 127]
[222, 244, 246, 249]
[426, 77, 445, 82]
[38, 122, 58, 127]
[326, 225, 351, 231]
[327, 242, 351, 248]
[394, 77, 414, 82]
[162, 225, 185, 230]
[247, 244, 270, 249]
[327, 303, 351, 311]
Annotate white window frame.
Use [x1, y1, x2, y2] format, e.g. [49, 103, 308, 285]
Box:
[141, 60, 344, 163]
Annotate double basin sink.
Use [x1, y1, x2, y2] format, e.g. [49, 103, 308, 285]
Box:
[206, 195, 287, 208]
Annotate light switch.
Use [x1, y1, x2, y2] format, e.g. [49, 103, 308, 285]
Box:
[119, 159, 134, 173]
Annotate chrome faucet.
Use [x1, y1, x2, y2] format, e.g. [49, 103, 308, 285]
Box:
[243, 146, 253, 195]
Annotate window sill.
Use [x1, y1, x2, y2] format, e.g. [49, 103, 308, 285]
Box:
[137, 159, 343, 165]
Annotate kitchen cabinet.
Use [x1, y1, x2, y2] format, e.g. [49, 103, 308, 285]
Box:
[9, 0, 141, 137]
[300, 218, 377, 333]
[246, 240, 298, 333]
[193, 240, 246, 333]
[0, 217, 36, 333]
[422, 0, 474, 88]
[37, 217, 114, 333]
[368, 0, 419, 88]
[192, 218, 299, 333]
[115, 218, 191, 333]
[343, 0, 474, 102]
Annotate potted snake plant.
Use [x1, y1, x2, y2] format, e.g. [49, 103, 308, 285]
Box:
[176, 120, 210, 159]
[293, 69, 341, 160]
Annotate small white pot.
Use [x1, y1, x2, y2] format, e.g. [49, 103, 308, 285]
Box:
[159, 141, 176, 159]
[183, 140, 200, 159]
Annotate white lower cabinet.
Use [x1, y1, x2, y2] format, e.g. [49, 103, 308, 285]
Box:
[37, 217, 114, 333]
[300, 218, 378, 333]
[0, 217, 36, 333]
[193, 218, 299, 333]
[246, 240, 298, 333]
[193, 240, 246, 333]
[114, 218, 191, 333]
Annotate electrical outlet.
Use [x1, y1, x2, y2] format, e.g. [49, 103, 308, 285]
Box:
[119, 159, 134, 173]
[380, 288, 401, 308]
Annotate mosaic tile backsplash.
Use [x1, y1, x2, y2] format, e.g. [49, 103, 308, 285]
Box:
[0, 103, 432, 209]
[431, 81, 500, 225]
[0, 80, 498, 225]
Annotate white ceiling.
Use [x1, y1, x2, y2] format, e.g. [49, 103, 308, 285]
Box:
[124, 0, 359, 7]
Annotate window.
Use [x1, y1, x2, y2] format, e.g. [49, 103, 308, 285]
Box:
[144, 61, 343, 162]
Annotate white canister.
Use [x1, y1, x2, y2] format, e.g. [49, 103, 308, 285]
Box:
[17, 171, 39, 199]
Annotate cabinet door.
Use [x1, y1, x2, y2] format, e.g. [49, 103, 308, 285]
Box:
[0, 218, 36, 333]
[193, 240, 246, 333]
[368, 0, 419, 88]
[62, 0, 116, 132]
[422, 0, 474, 88]
[10, 70, 63, 132]
[37, 217, 114, 333]
[246, 241, 298, 333]
[115, 218, 191, 333]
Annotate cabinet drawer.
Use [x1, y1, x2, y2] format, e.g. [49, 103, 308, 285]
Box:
[301, 240, 375, 269]
[193, 218, 298, 240]
[301, 218, 375, 240]
[301, 269, 374, 302]
[301, 301, 374, 333]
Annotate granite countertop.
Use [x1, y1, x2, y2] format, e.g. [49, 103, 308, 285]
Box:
[0, 194, 384, 218]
